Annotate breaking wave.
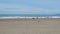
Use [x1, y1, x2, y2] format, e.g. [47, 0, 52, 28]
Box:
[0, 16, 60, 19]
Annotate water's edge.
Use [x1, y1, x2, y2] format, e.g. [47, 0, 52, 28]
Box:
[0, 16, 60, 19]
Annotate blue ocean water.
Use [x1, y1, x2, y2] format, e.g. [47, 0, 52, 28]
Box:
[0, 14, 60, 19]
[0, 14, 60, 17]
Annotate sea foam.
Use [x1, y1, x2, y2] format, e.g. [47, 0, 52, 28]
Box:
[0, 16, 60, 19]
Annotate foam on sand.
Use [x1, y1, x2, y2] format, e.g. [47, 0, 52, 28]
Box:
[0, 16, 60, 19]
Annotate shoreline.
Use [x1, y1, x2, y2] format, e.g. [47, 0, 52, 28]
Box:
[0, 16, 60, 19]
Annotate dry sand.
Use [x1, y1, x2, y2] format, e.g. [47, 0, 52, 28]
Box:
[0, 18, 60, 34]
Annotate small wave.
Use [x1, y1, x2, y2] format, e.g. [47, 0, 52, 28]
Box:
[0, 16, 60, 19]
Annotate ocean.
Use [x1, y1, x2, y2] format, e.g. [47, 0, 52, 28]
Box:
[0, 14, 60, 19]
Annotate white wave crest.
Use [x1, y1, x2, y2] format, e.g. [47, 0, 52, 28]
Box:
[0, 16, 60, 19]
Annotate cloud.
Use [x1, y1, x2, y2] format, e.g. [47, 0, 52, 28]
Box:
[0, 3, 60, 14]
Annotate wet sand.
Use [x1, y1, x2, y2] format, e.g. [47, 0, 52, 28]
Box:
[0, 18, 60, 34]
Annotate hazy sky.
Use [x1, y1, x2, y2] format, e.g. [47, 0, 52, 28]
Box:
[0, 0, 60, 14]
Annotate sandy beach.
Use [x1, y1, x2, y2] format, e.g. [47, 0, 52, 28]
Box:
[0, 18, 60, 34]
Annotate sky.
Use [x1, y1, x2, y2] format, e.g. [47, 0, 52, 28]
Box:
[0, 0, 60, 15]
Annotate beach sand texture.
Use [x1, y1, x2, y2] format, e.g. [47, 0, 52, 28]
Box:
[0, 18, 60, 34]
